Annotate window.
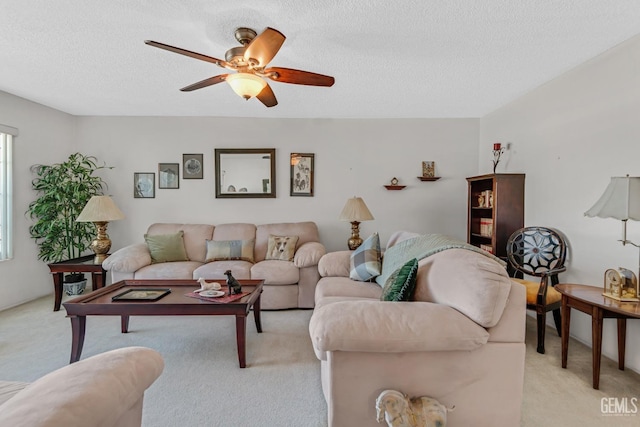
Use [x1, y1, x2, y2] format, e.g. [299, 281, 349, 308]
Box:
[0, 124, 17, 261]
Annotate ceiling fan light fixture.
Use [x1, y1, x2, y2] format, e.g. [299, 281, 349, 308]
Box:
[226, 73, 266, 100]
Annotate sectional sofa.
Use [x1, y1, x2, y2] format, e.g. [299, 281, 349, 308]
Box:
[103, 221, 325, 310]
[309, 231, 526, 427]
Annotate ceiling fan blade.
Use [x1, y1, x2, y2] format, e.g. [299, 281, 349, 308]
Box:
[265, 67, 335, 87]
[244, 27, 285, 68]
[145, 40, 225, 66]
[256, 83, 278, 108]
[180, 75, 227, 92]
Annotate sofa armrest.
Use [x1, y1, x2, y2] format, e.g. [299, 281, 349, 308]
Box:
[103, 243, 151, 273]
[293, 241, 326, 268]
[0, 347, 164, 427]
[317, 251, 352, 277]
[309, 300, 489, 360]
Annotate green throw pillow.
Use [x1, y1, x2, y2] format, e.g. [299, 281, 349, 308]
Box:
[144, 231, 189, 264]
[381, 258, 418, 301]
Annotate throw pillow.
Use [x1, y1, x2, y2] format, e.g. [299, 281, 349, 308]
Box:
[144, 231, 189, 264]
[350, 232, 381, 281]
[381, 258, 419, 301]
[265, 235, 299, 261]
[205, 239, 255, 263]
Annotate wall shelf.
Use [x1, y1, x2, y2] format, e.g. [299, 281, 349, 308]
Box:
[417, 176, 441, 181]
[384, 185, 406, 190]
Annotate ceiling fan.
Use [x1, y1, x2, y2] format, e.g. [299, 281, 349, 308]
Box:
[145, 27, 335, 108]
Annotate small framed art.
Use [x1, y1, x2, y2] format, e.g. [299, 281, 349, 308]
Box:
[134, 172, 155, 198]
[111, 288, 171, 301]
[159, 163, 179, 189]
[290, 153, 314, 197]
[183, 153, 203, 179]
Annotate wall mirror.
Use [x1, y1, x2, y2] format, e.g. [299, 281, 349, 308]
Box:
[215, 148, 276, 198]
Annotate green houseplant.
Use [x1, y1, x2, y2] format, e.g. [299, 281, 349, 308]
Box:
[27, 153, 113, 294]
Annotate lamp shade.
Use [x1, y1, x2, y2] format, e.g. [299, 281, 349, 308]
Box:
[226, 73, 267, 99]
[339, 197, 374, 221]
[584, 176, 640, 220]
[76, 196, 125, 222]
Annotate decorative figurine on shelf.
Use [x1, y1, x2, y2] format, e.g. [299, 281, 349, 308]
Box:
[492, 142, 505, 173]
[390, 177, 399, 185]
[196, 277, 222, 292]
[224, 270, 243, 295]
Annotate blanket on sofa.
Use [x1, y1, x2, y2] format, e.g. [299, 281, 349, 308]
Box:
[375, 234, 507, 287]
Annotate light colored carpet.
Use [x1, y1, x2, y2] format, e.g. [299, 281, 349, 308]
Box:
[1, 295, 639, 426]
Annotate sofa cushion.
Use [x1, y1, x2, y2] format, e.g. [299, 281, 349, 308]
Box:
[265, 235, 299, 261]
[412, 249, 512, 328]
[205, 239, 255, 263]
[134, 261, 202, 279]
[192, 260, 253, 280]
[309, 300, 490, 357]
[349, 233, 382, 281]
[315, 277, 383, 302]
[251, 260, 300, 285]
[144, 231, 189, 263]
[381, 258, 418, 301]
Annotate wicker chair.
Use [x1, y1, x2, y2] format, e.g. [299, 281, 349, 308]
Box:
[506, 227, 568, 354]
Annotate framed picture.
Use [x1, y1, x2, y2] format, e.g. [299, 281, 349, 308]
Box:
[111, 288, 171, 301]
[422, 161, 435, 177]
[290, 153, 314, 197]
[158, 163, 180, 189]
[183, 153, 203, 179]
[133, 172, 155, 198]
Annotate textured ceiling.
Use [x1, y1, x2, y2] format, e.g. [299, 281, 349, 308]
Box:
[2, 0, 640, 118]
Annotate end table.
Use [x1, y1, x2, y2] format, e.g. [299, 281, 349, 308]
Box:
[47, 255, 108, 312]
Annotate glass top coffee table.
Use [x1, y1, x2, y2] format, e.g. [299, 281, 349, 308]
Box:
[63, 279, 263, 368]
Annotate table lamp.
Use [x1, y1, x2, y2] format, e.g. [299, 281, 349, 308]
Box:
[76, 195, 125, 263]
[584, 175, 640, 300]
[339, 197, 374, 250]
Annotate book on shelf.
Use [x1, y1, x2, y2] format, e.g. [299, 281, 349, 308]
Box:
[480, 218, 493, 236]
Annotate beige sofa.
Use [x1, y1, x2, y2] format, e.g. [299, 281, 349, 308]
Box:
[309, 232, 526, 427]
[103, 222, 325, 310]
[0, 347, 164, 427]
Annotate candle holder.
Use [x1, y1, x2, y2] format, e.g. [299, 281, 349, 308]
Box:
[492, 143, 505, 173]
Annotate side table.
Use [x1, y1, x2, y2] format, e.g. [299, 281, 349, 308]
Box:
[47, 255, 108, 312]
[556, 283, 640, 389]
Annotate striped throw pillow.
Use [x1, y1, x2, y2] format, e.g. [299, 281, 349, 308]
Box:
[349, 233, 382, 281]
[205, 239, 255, 263]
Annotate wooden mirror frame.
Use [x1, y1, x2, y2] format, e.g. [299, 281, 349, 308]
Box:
[214, 148, 276, 198]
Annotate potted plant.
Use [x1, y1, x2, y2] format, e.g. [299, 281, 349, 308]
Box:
[27, 153, 113, 295]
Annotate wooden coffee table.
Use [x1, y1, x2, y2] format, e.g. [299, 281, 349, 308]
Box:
[556, 283, 640, 389]
[63, 279, 263, 368]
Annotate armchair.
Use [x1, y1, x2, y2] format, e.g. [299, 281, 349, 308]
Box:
[506, 226, 568, 354]
[0, 346, 164, 427]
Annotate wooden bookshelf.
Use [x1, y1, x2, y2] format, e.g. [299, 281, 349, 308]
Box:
[466, 173, 525, 259]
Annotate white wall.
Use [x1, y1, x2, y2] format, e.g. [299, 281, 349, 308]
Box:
[1, 111, 479, 310]
[480, 34, 640, 373]
[75, 117, 479, 255]
[0, 91, 76, 308]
